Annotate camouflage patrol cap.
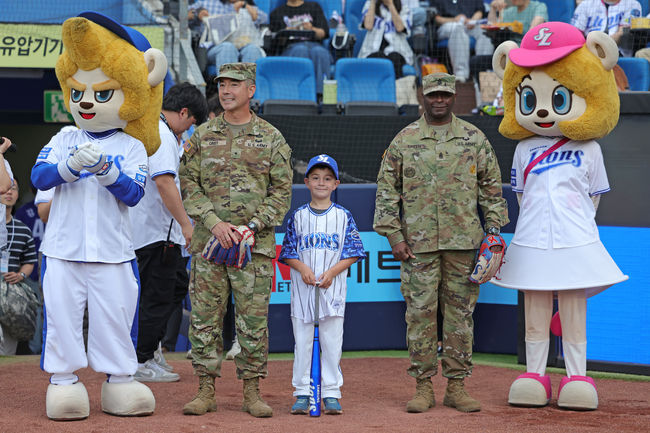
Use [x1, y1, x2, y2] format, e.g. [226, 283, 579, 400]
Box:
[423, 72, 455, 95]
[215, 62, 256, 82]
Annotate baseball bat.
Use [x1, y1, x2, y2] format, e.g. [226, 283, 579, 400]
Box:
[309, 281, 321, 417]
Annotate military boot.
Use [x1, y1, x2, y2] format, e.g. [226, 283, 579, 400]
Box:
[406, 377, 435, 413]
[183, 375, 217, 415]
[443, 378, 481, 412]
[242, 377, 273, 418]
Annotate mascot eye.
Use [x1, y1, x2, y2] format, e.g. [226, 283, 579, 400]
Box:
[552, 86, 572, 115]
[519, 87, 536, 115]
[71, 89, 84, 103]
[95, 90, 114, 103]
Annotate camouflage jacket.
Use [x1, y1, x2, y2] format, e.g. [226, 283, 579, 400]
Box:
[373, 114, 508, 253]
[179, 111, 292, 258]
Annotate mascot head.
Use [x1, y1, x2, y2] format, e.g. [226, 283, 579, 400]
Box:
[492, 22, 620, 141]
[55, 11, 167, 155]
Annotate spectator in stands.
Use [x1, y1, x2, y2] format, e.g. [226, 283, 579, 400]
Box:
[0, 179, 38, 356]
[14, 183, 45, 281]
[358, 0, 415, 78]
[189, 0, 267, 73]
[14, 184, 50, 355]
[487, 0, 548, 43]
[270, 0, 333, 95]
[571, 0, 642, 57]
[432, 0, 494, 82]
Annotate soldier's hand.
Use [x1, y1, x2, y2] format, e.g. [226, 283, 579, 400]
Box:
[210, 222, 240, 249]
[392, 241, 415, 262]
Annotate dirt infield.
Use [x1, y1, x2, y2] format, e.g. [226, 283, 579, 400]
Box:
[1, 355, 648, 433]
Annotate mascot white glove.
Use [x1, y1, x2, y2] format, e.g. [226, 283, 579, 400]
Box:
[74, 142, 107, 174]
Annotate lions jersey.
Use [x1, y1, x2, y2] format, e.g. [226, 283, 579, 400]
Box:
[572, 0, 642, 36]
[32, 128, 148, 263]
[510, 136, 609, 250]
[129, 119, 184, 250]
[280, 203, 366, 323]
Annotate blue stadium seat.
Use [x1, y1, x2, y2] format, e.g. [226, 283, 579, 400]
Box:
[269, 0, 285, 15]
[639, 0, 649, 16]
[538, 0, 574, 24]
[335, 58, 396, 103]
[256, 0, 271, 15]
[315, 0, 343, 21]
[618, 57, 650, 91]
[255, 57, 317, 103]
[254, 57, 318, 113]
[335, 58, 399, 114]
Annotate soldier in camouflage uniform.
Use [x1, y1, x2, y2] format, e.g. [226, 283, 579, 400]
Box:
[179, 63, 292, 418]
[373, 73, 508, 413]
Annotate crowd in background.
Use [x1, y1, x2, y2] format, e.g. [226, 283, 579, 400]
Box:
[187, 0, 649, 105]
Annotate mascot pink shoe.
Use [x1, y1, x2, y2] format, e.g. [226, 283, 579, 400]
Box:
[557, 376, 598, 411]
[508, 373, 551, 407]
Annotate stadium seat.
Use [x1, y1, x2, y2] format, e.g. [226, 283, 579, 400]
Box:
[335, 58, 398, 114]
[538, 0, 574, 24]
[344, 0, 367, 56]
[617, 57, 650, 91]
[254, 57, 318, 114]
[269, 0, 285, 16]
[256, 0, 271, 15]
[315, 0, 343, 22]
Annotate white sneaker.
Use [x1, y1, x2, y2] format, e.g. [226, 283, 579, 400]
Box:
[134, 359, 180, 383]
[186, 348, 192, 359]
[225, 337, 241, 360]
[154, 345, 173, 372]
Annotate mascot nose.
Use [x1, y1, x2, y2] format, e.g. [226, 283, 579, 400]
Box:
[536, 109, 549, 118]
[80, 102, 94, 110]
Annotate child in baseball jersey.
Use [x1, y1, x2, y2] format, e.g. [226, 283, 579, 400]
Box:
[279, 154, 365, 415]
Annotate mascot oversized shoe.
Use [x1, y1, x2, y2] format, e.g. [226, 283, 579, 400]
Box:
[46, 382, 90, 420]
[101, 380, 156, 416]
[557, 376, 598, 411]
[508, 373, 551, 407]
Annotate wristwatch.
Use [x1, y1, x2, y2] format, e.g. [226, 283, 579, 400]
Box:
[19, 272, 26, 280]
[247, 221, 259, 234]
[486, 227, 500, 236]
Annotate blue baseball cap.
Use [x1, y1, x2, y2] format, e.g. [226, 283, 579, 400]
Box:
[306, 154, 339, 179]
[78, 11, 152, 51]
[78, 11, 175, 93]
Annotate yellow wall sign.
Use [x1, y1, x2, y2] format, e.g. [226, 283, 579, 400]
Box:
[0, 23, 165, 68]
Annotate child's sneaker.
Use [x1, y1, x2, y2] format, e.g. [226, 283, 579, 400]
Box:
[323, 397, 342, 414]
[291, 396, 309, 414]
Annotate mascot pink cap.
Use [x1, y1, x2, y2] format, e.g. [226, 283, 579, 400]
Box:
[509, 22, 586, 67]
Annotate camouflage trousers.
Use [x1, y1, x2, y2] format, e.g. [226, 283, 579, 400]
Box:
[400, 250, 479, 380]
[189, 253, 273, 380]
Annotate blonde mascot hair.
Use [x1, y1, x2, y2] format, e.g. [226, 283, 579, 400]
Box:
[494, 32, 620, 142]
[55, 16, 166, 156]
